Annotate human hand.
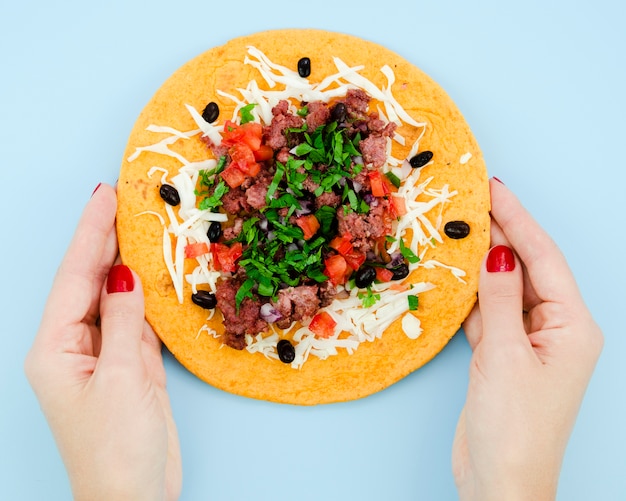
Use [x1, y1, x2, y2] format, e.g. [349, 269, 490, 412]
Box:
[25, 184, 182, 501]
[451, 178, 603, 501]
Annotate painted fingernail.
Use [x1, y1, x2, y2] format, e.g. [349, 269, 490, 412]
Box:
[91, 182, 102, 197]
[492, 176, 505, 185]
[107, 264, 135, 293]
[486, 245, 515, 272]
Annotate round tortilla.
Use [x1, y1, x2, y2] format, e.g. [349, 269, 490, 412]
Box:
[117, 29, 490, 405]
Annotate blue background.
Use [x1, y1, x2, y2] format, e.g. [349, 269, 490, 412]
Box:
[1, 1, 624, 499]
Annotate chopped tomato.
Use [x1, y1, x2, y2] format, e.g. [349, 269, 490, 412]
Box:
[220, 163, 247, 188]
[211, 242, 243, 273]
[184, 242, 209, 259]
[375, 267, 394, 282]
[343, 251, 366, 271]
[389, 195, 407, 218]
[329, 233, 353, 255]
[368, 170, 390, 197]
[323, 254, 350, 286]
[253, 144, 274, 162]
[308, 311, 337, 339]
[294, 214, 320, 240]
[222, 120, 263, 150]
[229, 142, 256, 167]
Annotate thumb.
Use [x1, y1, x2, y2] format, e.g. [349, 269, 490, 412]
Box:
[478, 245, 526, 346]
[98, 264, 145, 368]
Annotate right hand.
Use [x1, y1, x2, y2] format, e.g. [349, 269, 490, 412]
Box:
[452, 178, 603, 500]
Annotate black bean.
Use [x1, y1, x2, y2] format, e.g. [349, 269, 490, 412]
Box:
[159, 184, 180, 206]
[444, 220, 470, 239]
[297, 57, 311, 78]
[191, 290, 217, 309]
[207, 221, 222, 243]
[409, 151, 433, 168]
[390, 263, 410, 281]
[331, 102, 347, 123]
[354, 266, 377, 289]
[277, 339, 296, 363]
[201, 101, 219, 123]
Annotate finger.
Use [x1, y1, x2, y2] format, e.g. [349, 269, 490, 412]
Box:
[477, 244, 527, 346]
[39, 184, 119, 346]
[462, 303, 482, 351]
[463, 215, 514, 350]
[489, 179, 582, 306]
[98, 265, 145, 369]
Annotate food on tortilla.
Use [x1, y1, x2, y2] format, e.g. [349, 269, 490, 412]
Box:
[116, 29, 490, 405]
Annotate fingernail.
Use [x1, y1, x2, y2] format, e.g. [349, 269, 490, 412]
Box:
[492, 176, 505, 185]
[107, 264, 135, 293]
[486, 245, 516, 272]
[91, 182, 102, 197]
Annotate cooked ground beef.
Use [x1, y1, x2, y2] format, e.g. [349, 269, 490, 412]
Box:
[215, 279, 268, 349]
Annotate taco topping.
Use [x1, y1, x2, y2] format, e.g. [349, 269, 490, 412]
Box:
[130, 46, 469, 369]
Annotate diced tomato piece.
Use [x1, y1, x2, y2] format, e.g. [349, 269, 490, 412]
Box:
[375, 267, 394, 282]
[368, 170, 389, 197]
[295, 214, 320, 240]
[389, 195, 407, 218]
[184, 242, 209, 259]
[329, 233, 353, 255]
[222, 120, 263, 151]
[343, 251, 366, 271]
[220, 163, 247, 188]
[253, 144, 274, 162]
[308, 311, 337, 339]
[229, 142, 256, 167]
[240, 160, 261, 177]
[239, 122, 263, 150]
[211, 242, 243, 273]
[221, 120, 246, 146]
[323, 254, 350, 286]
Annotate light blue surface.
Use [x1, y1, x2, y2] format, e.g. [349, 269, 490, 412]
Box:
[1, 1, 624, 499]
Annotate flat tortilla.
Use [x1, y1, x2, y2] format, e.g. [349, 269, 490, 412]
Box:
[117, 29, 490, 405]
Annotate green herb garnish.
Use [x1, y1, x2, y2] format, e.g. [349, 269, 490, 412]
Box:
[239, 103, 257, 124]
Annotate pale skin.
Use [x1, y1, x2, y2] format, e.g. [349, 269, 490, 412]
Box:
[24, 184, 182, 501]
[452, 179, 603, 500]
[25, 179, 602, 500]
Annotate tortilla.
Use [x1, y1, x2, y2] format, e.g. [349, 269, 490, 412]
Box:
[117, 29, 490, 405]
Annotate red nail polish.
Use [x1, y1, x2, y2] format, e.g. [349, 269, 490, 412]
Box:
[91, 183, 102, 197]
[486, 245, 515, 272]
[107, 265, 135, 293]
[492, 176, 505, 185]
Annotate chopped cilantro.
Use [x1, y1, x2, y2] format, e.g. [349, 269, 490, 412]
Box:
[198, 181, 229, 211]
[385, 171, 402, 189]
[400, 239, 421, 264]
[239, 103, 257, 124]
[358, 286, 380, 308]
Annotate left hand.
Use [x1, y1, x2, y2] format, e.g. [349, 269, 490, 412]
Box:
[25, 183, 182, 501]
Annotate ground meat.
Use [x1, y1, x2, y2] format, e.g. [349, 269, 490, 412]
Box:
[264, 100, 304, 150]
[276, 147, 291, 164]
[360, 134, 388, 168]
[305, 101, 330, 131]
[245, 179, 269, 209]
[336, 202, 391, 253]
[345, 88, 370, 116]
[222, 218, 243, 240]
[215, 279, 268, 349]
[315, 190, 341, 209]
[222, 187, 252, 215]
[318, 281, 340, 308]
[272, 285, 320, 329]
